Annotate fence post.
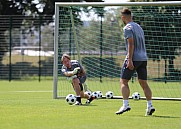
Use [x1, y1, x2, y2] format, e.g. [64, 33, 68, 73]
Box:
[99, 15, 103, 83]
[39, 16, 42, 82]
[9, 16, 12, 82]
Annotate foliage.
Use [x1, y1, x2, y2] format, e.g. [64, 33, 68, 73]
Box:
[0, 0, 104, 63]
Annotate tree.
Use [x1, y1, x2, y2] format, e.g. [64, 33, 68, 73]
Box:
[0, 0, 104, 63]
[0, 0, 38, 63]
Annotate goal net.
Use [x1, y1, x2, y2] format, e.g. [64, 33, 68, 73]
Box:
[53, 2, 181, 100]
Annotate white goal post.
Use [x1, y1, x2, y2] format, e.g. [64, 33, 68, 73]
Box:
[53, 1, 181, 100]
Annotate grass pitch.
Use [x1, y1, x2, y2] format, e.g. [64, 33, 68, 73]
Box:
[0, 81, 181, 129]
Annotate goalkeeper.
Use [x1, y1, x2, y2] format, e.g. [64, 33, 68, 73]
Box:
[61, 54, 94, 105]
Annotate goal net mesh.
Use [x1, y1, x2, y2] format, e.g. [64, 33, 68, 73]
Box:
[54, 3, 181, 99]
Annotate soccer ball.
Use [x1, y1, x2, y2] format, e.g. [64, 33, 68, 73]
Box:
[105, 91, 114, 99]
[65, 94, 76, 105]
[91, 91, 99, 99]
[84, 91, 92, 98]
[96, 91, 103, 98]
[132, 92, 141, 100]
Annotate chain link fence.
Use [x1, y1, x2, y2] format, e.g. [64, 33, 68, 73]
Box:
[0, 15, 54, 81]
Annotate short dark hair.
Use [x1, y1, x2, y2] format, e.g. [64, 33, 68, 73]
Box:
[61, 53, 70, 62]
[121, 8, 132, 16]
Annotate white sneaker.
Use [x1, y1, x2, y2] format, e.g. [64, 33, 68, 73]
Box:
[115, 105, 131, 115]
[73, 101, 82, 106]
[145, 106, 155, 116]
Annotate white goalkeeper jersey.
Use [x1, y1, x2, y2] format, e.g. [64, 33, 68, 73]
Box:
[123, 21, 148, 61]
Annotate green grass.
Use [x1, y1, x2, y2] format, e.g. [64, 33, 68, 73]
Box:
[0, 81, 181, 129]
[59, 78, 181, 98]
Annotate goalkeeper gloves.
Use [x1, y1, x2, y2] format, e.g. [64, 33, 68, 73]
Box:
[72, 67, 80, 74]
[66, 67, 80, 75]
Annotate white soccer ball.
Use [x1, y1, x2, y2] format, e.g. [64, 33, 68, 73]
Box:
[132, 92, 141, 100]
[65, 94, 76, 105]
[105, 91, 114, 99]
[91, 91, 99, 99]
[96, 91, 103, 99]
[84, 91, 92, 98]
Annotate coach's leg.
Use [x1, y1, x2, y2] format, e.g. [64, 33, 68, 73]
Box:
[138, 79, 152, 100]
[115, 78, 131, 114]
[120, 78, 130, 100]
[115, 59, 132, 114]
[139, 79, 155, 116]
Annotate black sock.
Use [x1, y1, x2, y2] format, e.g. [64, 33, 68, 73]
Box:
[88, 96, 94, 102]
[76, 96, 81, 103]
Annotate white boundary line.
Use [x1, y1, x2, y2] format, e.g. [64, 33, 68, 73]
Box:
[9, 91, 52, 93]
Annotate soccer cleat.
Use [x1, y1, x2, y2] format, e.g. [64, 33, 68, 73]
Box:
[85, 100, 91, 105]
[73, 101, 82, 106]
[145, 106, 155, 116]
[85, 96, 95, 105]
[115, 105, 131, 115]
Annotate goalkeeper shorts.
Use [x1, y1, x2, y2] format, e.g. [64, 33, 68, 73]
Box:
[78, 75, 87, 84]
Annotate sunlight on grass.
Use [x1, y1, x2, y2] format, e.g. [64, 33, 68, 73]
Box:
[0, 80, 181, 129]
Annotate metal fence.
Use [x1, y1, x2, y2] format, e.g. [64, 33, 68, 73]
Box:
[0, 15, 54, 81]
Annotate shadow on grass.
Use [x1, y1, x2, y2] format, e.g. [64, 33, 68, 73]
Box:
[68, 104, 97, 107]
[152, 115, 180, 119]
[130, 114, 180, 119]
[82, 104, 97, 107]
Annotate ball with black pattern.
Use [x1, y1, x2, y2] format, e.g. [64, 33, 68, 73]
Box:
[132, 92, 140, 100]
[96, 91, 103, 98]
[105, 91, 114, 99]
[91, 91, 99, 99]
[65, 94, 76, 105]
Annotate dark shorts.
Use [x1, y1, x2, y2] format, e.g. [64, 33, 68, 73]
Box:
[120, 60, 147, 80]
[78, 75, 86, 84]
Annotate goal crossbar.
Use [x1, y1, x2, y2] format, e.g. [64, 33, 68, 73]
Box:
[55, 1, 181, 7]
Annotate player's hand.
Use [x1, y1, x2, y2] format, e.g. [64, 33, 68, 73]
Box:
[73, 67, 80, 74]
[126, 60, 134, 70]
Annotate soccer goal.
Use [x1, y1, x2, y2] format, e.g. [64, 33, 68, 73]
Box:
[53, 1, 181, 100]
